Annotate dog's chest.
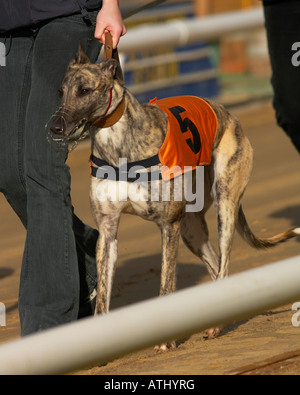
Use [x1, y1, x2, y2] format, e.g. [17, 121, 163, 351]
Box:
[91, 178, 163, 219]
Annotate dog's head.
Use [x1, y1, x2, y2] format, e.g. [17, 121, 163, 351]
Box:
[50, 44, 124, 138]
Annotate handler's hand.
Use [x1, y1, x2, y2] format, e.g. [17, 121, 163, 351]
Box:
[95, 0, 127, 49]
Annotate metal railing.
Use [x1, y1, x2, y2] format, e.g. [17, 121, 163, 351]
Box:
[119, 7, 265, 100]
[119, 8, 264, 52]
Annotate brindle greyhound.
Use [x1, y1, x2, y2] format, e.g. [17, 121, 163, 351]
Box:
[51, 46, 299, 350]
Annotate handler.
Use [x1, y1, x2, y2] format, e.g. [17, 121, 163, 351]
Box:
[0, 0, 126, 336]
[263, 0, 300, 153]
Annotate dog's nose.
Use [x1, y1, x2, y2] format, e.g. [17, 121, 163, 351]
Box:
[50, 116, 65, 135]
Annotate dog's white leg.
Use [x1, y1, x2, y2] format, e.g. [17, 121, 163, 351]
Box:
[154, 220, 181, 352]
[159, 221, 181, 296]
[94, 214, 120, 315]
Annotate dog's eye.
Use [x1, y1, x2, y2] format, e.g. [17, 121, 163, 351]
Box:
[79, 88, 91, 97]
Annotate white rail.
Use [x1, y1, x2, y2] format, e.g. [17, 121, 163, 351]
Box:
[119, 8, 265, 97]
[119, 8, 265, 52]
[0, 255, 299, 375]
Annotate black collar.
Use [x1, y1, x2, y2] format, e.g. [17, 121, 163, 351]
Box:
[90, 154, 161, 183]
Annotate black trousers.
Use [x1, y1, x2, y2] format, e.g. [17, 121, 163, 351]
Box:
[263, 0, 300, 152]
[0, 12, 101, 335]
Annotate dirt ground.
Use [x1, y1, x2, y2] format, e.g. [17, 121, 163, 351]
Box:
[0, 101, 299, 375]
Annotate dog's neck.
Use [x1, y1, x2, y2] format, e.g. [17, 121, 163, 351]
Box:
[90, 87, 168, 168]
[92, 90, 126, 129]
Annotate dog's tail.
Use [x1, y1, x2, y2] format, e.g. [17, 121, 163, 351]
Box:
[237, 206, 300, 249]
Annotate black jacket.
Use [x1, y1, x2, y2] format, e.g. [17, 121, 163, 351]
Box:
[262, 0, 290, 5]
[0, 0, 102, 33]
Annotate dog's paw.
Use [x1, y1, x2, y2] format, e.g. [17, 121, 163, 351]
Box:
[204, 327, 222, 340]
[154, 341, 176, 353]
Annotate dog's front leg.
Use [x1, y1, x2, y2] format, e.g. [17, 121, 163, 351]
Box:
[160, 221, 181, 296]
[94, 213, 120, 315]
[155, 220, 181, 352]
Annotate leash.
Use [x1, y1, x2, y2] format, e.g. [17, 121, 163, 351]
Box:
[91, 31, 126, 129]
[102, 31, 124, 84]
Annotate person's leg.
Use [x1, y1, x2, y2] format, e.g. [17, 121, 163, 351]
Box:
[74, 214, 99, 318]
[19, 13, 101, 335]
[0, 34, 31, 228]
[263, 0, 300, 152]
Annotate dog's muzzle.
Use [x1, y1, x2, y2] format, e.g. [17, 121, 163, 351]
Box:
[50, 115, 87, 139]
[50, 116, 65, 136]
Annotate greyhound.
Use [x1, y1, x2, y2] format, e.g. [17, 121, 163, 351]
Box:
[51, 46, 299, 351]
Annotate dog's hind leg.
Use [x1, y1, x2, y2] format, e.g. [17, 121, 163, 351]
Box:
[181, 191, 222, 339]
[181, 209, 224, 339]
[181, 209, 219, 281]
[212, 118, 253, 281]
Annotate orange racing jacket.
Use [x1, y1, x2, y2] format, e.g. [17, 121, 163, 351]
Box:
[150, 96, 218, 181]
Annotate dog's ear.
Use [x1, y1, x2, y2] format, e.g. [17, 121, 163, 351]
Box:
[101, 59, 118, 77]
[69, 42, 90, 68]
[100, 59, 124, 85]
